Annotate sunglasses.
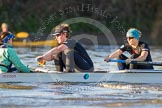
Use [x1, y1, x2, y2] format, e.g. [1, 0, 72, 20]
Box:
[56, 34, 61, 37]
[52, 33, 61, 38]
[127, 37, 134, 40]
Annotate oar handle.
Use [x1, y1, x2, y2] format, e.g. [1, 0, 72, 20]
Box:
[109, 59, 126, 63]
[36, 58, 46, 66]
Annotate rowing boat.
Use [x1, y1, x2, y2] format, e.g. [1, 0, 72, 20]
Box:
[0, 69, 162, 84]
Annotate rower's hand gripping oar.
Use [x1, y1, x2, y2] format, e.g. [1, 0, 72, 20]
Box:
[109, 59, 162, 66]
[36, 56, 46, 66]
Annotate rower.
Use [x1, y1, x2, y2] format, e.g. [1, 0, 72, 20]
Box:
[36, 23, 94, 72]
[104, 28, 154, 70]
[0, 32, 30, 72]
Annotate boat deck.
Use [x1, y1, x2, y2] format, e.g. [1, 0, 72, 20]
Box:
[0, 69, 162, 83]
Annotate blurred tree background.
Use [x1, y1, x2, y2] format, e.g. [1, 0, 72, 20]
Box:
[0, 0, 162, 45]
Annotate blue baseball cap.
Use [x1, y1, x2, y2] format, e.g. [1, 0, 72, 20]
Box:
[126, 28, 141, 40]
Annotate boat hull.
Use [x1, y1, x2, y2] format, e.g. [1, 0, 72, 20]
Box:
[0, 69, 162, 84]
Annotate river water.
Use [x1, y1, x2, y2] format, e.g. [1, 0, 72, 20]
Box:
[1, 45, 162, 108]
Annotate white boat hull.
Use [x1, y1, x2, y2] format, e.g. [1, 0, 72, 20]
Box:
[0, 69, 162, 84]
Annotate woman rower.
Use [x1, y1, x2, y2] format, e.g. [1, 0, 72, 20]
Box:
[36, 23, 94, 72]
[104, 28, 154, 70]
[0, 32, 30, 72]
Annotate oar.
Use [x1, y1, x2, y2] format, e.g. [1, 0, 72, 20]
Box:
[109, 59, 126, 63]
[16, 32, 29, 38]
[109, 59, 162, 66]
[131, 61, 162, 66]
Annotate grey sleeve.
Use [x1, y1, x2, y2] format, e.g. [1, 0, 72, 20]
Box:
[63, 39, 76, 49]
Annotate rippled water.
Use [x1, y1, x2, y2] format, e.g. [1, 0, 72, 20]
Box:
[1, 46, 162, 108]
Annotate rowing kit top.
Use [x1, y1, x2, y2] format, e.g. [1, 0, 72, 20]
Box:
[0, 43, 30, 72]
[62, 39, 94, 71]
[119, 41, 154, 69]
[120, 41, 153, 61]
